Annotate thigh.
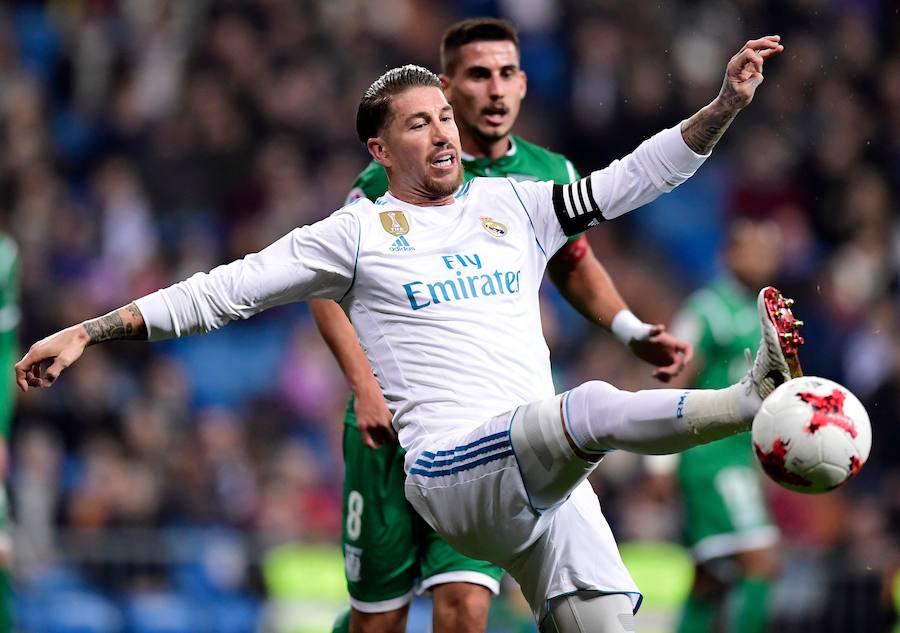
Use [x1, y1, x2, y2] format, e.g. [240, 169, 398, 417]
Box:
[419, 524, 503, 595]
[342, 422, 419, 609]
[505, 482, 641, 624]
[404, 410, 547, 567]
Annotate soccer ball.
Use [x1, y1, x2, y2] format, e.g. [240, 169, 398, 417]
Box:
[751, 376, 871, 494]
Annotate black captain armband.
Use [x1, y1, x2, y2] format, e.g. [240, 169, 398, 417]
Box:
[552, 177, 606, 236]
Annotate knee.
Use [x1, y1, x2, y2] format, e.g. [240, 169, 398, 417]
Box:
[432, 583, 492, 633]
[350, 608, 408, 633]
[737, 546, 781, 580]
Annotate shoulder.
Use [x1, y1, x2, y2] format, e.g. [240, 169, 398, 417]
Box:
[512, 136, 577, 184]
[346, 161, 389, 204]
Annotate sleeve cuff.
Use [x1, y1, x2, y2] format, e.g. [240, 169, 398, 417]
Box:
[134, 291, 179, 340]
[658, 122, 710, 171]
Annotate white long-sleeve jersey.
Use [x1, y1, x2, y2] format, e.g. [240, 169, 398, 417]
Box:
[135, 123, 707, 455]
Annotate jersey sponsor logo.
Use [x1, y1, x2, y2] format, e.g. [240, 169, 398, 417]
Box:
[379, 210, 410, 236]
[389, 235, 416, 252]
[401, 251, 521, 311]
[480, 216, 508, 238]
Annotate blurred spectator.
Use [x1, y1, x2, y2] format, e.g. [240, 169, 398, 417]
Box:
[0, 1, 895, 631]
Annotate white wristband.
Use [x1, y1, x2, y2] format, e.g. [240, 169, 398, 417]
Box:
[610, 309, 653, 344]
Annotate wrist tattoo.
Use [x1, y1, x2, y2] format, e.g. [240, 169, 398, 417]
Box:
[84, 303, 147, 344]
[681, 103, 739, 155]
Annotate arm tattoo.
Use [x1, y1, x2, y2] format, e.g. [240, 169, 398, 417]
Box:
[680, 102, 739, 155]
[84, 303, 148, 344]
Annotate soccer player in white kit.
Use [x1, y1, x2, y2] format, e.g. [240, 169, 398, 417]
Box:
[16, 36, 791, 632]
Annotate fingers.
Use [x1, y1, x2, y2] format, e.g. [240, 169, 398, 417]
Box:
[360, 428, 381, 450]
[679, 341, 695, 365]
[358, 416, 397, 450]
[741, 35, 783, 55]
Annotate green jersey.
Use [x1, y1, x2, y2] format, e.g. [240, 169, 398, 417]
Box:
[674, 275, 760, 461]
[671, 276, 775, 557]
[346, 134, 578, 205]
[0, 234, 18, 439]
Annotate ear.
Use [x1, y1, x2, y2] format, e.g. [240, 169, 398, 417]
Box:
[367, 137, 391, 168]
[519, 70, 528, 100]
[439, 74, 452, 99]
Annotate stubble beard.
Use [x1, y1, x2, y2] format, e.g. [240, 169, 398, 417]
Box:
[423, 166, 464, 199]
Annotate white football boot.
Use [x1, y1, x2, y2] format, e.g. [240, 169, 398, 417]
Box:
[747, 286, 805, 400]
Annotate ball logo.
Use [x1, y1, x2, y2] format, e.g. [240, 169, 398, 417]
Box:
[380, 211, 410, 236]
[480, 216, 508, 238]
[753, 438, 813, 488]
[798, 389, 857, 438]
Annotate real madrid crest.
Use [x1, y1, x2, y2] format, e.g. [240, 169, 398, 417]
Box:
[480, 216, 508, 238]
[380, 211, 410, 236]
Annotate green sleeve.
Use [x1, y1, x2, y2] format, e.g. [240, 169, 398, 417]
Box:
[0, 249, 19, 438]
[346, 161, 390, 203]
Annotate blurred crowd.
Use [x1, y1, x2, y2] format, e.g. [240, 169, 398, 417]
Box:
[1, 0, 898, 630]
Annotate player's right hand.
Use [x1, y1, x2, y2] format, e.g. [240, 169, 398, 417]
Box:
[15, 325, 90, 391]
[355, 382, 396, 449]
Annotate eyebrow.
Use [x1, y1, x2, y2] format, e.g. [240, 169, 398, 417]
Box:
[404, 104, 453, 124]
[465, 63, 519, 74]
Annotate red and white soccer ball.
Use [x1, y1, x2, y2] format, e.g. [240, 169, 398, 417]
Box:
[751, 376, 871, 494]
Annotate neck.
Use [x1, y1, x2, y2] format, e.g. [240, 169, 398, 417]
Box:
[387, 184, 455, 207]
[460, 128, 511, 162]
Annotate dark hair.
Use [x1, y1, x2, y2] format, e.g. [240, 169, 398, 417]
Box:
[440, 18, 520, 75]
[356, 65, 442, 143]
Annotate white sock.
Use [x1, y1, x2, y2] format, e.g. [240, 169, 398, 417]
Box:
[563, 380, 761, 455]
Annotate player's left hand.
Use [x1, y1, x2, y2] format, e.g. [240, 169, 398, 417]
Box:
[718, 35, 784, 111]
[627, 324, 694, 383]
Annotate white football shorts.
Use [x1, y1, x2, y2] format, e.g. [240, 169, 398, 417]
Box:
[404, 405, 642, 623]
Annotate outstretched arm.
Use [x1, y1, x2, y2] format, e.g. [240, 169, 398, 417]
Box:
[16, 211, 359, 393]
[309, 298, 394, 449]
[680, 35, 783, 154]
[547, 237, 693, 382]
[15, 303, 147, 391]
[540, 35, 784, 242]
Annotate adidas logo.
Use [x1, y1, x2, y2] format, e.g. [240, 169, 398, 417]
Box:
[389, 235, 415, 252]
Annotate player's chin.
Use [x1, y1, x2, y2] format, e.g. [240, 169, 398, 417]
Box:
[424, 170, 464, 197]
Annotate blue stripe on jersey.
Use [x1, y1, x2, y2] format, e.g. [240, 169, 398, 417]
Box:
[421, 431, 509, 459]
[415, 438, 511, 468]
[507, 179, 547, 259]
[454, 180, 473, 198]
[409, 449, 515, 478]
[338, 214, 362, 303]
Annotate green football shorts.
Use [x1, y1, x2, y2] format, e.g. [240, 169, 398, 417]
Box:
[677, 434, 779, 564]
[341, 399, 503, 612]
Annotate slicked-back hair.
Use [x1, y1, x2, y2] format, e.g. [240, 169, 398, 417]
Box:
[356, 65, 442, 143]
[440, 17, 520, 75]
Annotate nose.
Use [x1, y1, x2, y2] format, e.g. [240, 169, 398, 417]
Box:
[432, 119, 452, 145]
[488, 73, 505, 98]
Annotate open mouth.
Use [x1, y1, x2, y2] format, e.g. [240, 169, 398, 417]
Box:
[482, 105, 509, 126]
[430, 152, 456, 169]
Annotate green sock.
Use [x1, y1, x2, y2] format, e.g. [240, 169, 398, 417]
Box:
[677, 593, 716, 633]
[331, 608, 351, 633]
[0, 568, 12, 633]
[725, 577, 770, 633]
